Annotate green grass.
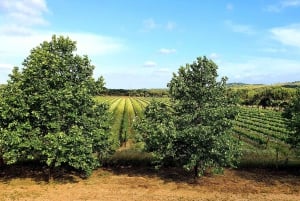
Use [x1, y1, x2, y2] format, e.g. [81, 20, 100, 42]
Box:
[110, 97, 126, 148]
[96, 96, 300, 168]
[107, 148, 153, 167]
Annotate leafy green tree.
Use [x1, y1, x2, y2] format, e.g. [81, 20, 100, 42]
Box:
[135, 101, 177, 164]
[283, 88, 300, 152]
[135, 56, 240, 177]
[0, 35, 112, 176]
[92, 76, 107, 95]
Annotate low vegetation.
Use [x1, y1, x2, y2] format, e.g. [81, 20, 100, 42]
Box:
[0, 36, 112, 177]
[0, 36, 299, 182]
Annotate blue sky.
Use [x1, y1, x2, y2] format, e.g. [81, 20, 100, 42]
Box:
[0, 0, 300, 89]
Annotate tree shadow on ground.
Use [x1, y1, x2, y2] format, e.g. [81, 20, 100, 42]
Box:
[0, 162, 81, 184]
[103, 149, 203, 184]
[234, 167, 300, 186]
[104, 163, 300, 186]
[103, 165, 210, 184]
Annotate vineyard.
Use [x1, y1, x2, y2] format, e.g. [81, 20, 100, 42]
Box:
[95, 96, 151, 149]
[96, 96, 298, 166]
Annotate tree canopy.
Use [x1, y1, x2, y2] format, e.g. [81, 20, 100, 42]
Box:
[283, 88, 300, 152]
[0, 35, 112, 176]
[135, 56, 240, 177]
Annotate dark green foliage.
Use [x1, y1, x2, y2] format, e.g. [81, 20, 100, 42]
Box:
[135, 101, 177, 164]
[230, 86, 296, 107]
[92, 76, 107, 95]
[283, 88, 300, 152]
[106, 88, 169, 97]
[135, 56, 240, 177]
[0, 35, 112, 176]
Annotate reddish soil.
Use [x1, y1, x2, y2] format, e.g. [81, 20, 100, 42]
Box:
[0, 167, 300, 201]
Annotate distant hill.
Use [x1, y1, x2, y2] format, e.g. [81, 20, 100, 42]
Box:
[227, 81, 300, 89]
[280, 81, 300, 88]
[227, 83, 265, 89]
[227, 83, 248, 87]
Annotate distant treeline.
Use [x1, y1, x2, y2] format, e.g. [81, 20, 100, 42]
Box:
[228, 84, 300, 108]
[1, 82, 299, 108]
[104, 88, 169, 97]
[104, 83, 300, 109]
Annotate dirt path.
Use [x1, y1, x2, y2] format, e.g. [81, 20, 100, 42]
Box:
[1, 168, 300, 201]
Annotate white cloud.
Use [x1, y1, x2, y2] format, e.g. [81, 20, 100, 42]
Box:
[0, 63, 14, 84]
[152, 68, 172, 79]
[0, 0, 48, 15]
[141, 19, 177, 32]
[0, 0, 49, 34]
[219, 57, 300, 84]
[0, 63, 14, 70]
[142, 18, 158, 32]
[260, 47, 287, 53]
[225, 20, 256, 35]
[0, 32, 124, 84]
[270, 24, 300, 48]
[143, 61, 157, 67]
[154, 68, 171, 73]
[0, 32, 124, 57]
[0, 1, 125, 84]
[209, 53, 219, 60]
[66, 33, 124, 56]
[8, 11, 48, 26]
[158, 48, 176, 54]
[103, 71, 170, 89]
[282, 0, 300, 6]
[166, 21, 176, 31]
[266, 0, 300, 12]
[0, 24, 34, 36]
[226, 3, 234, 11]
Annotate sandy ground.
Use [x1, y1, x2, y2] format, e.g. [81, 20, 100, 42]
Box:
[0, 167, 300, 201]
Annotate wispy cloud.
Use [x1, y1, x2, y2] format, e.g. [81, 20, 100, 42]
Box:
[158, 48, 176, 54]
[153, 68, 172, 77]
[155, 68, 170, 73]
[219, 57, 300, 84]
[0, 63, 14, 70]
[166, 21, 176, 31]
[0, 33, 124, 58]
[0, 63, 14, 83]
[226, 3, 234, 11]
[0, 0, 49, 35]
[270, 24, 300, 48]
[0, 1, 126, 84]
[224, 20, 256, 35]
[0, 24, 34, 36]
[0, 32, 125, 83]
[142, 18, 158, 32]
[266, 0, 300, 12]
[103, 71, 171, 89]
[141, 19, 177, 32]
[260, 47, 287, 53]
[143, 61, 157, 67]
[67, 33, 124, 56]
[209, 53, 220, 60]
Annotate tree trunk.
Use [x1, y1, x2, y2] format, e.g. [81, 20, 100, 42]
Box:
[0, 156, 4, 167]
[275, 149, 279, 169]
[48, 166, 51, 182]
[284, 157, 289, 166]
[194, 164, 199, 178]
[48, 163, 55, 182]
[265, 137, 270, 148]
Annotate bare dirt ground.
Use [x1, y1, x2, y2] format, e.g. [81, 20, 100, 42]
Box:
[1, 166, 300, 201]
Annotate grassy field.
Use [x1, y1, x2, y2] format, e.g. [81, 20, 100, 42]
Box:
[95, 96, 300, 168]
[1, 96, 300, 201]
